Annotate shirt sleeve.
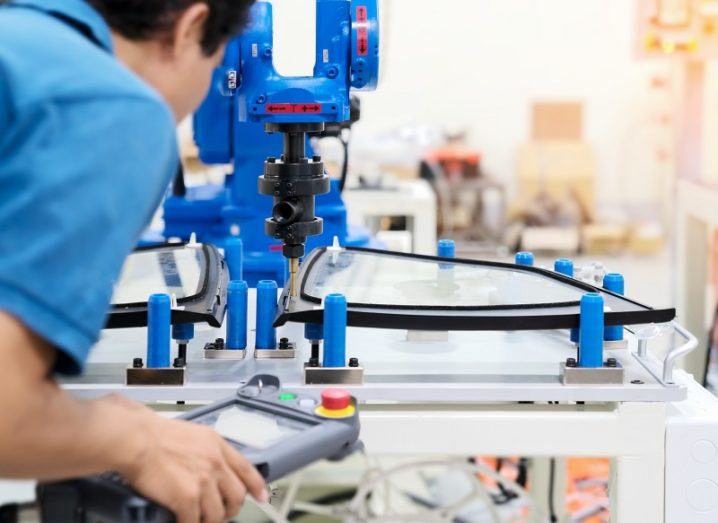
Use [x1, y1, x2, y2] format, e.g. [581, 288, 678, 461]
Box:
[0, 94, 178, 375]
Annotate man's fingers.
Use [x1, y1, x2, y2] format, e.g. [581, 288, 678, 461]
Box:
[219, 464, 247, 518]
[221, 441, 268, 502]
[201, 479, 226, 523]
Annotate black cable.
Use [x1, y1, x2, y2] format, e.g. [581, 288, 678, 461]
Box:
[703, 310, 716, 387]
[548, 458, 558, 523]
[283, 488, 359, 521]
[172, 161, 187, 197]
[338, 134, 350, 193]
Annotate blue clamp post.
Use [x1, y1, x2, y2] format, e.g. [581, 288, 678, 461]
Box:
[554, 258, 579, 343]
[578, 293, 605, 368]
[305, 323, 324, 341]
[256, 280, 278, 350]
[515, 251, 535, 266]
[323, 294, 347, 368]
[147, 294, 171, 368]
[172, 323, 195, 343]
[603, 273, 625, 342]
[305, 322, 324, 364]
[227, 280, 249, 350]
[225, 237, 244, 282]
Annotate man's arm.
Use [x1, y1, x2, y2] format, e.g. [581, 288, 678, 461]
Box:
[0, 312, 268, 523]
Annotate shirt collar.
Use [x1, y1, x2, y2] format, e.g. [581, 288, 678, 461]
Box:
[10, 0, 113, 53]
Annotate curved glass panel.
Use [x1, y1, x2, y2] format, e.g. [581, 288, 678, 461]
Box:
[303, 249, 583, 307]
[112, 246, 206, 305]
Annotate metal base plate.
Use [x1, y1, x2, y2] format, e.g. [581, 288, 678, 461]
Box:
[561, 363, 625, 385]
[126, 367, 185, 386]
[604, 339, 629, 350]
[305, 366, 364, 385]
[574, 339, 629, 351]
[204, 348, 247, 360]
[255, 348, 296, 359]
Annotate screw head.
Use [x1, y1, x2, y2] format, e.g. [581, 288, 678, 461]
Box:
[349, 357, 360, 368]
[631, 379, 644, 385]
[606, 358, 618, 368]
[132, 358, 143, 368]
[566, 357, 577, 368]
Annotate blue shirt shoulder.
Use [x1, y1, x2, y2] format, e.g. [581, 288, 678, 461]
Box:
[0, 1, 179, 374]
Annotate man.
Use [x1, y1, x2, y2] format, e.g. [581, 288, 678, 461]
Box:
[0, 1, 266, 522]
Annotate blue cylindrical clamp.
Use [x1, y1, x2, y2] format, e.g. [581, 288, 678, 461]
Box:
[172, 323, 195, 342]
[147, 294, 171, 368]
[554, 259, 579, 342]
[603, 273, 625, 342]
[554, 258, 574, 277]
[578, 293, 604, 368]
[227, 280, 248, 350]
[515, 252, 535, 266]
[255, 280, 277, 350]
[305, 323, 324, 341]
[323, 294, 347, 368]
[225, 237, 244, 282]
[438, 239, 456, 258]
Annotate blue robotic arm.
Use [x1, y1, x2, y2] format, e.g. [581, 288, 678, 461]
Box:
[164, 0, 379, 292]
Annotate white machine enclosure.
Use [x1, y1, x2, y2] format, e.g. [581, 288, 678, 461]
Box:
[666, 379, 718, 522]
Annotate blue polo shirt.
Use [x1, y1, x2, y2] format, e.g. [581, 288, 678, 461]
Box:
[0, 0, 179, 374]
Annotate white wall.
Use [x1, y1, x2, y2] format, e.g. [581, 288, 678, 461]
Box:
[271, 0, 676, 214]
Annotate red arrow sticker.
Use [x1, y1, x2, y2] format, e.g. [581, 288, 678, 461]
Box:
[357, 27, 368, 56]
[357, 6, 367, 22]
[265, 103, 323, 114]
[266, 103, 294, 114]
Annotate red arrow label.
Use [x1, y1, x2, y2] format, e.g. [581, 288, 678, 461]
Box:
[357, 6, 367, 22]
[265, 103, 323, 114]
[266, 103, 294, 114]
[358, 27, 368, 56]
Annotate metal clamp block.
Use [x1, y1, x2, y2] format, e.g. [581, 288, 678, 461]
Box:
[255, 347, 296, 359]
[304, 365, 364, 385]
[561, 362, 624, 385]
[126, 367, 185, 386]
[204, 348, 247, 360]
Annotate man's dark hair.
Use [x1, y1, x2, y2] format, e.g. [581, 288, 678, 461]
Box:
[87, 0, 255, 55]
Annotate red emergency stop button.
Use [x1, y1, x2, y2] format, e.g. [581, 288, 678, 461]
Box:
[316, 389, 355, 419]
[321, 388, 351, 410]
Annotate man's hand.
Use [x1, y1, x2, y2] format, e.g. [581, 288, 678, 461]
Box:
[118, 406, 268, 523]
[0, 312, 267, 523]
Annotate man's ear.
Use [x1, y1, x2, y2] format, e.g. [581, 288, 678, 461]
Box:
[171, 2, 210, 57]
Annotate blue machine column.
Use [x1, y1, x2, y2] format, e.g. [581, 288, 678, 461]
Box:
[515, 251, 534, 266]
[227, 280, 248, 350]
[554, 258, 579, 344]
[603, 273, 625, 342]
[147, 294, 171, 369]
[323, 294, 347, 368]
[255, 280, 278, 350]
[578, 293, 604, 368]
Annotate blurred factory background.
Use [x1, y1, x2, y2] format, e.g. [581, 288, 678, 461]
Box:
[177, 0, 718, 396]
[159, 2, 718, 521]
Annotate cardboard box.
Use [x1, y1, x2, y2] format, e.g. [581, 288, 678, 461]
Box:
[582, 223, 629, 255]
[516, 141, 596, 221]
[532, 101, 584, 141]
